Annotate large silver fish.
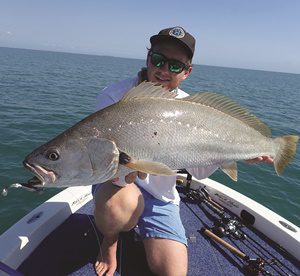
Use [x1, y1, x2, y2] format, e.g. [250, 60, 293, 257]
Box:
[23, 82, 299, 187]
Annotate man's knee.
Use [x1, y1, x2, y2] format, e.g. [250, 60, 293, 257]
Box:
[94, 182, 144, 234]
[144, 238, 188, 276]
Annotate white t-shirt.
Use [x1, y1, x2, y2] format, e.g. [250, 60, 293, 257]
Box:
[96, 77, 218, 205]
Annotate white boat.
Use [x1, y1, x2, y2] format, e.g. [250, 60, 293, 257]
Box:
[0, 174, 299, 275]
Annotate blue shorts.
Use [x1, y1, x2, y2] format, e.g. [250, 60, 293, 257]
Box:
[137, 187, 187, 246]
[92, 184, 187, 246]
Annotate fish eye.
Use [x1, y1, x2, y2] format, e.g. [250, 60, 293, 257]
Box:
[47, 150, 60, 161]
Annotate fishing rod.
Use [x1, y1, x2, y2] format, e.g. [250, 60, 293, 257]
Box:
[190, 187, 247, 240]
[178, 172, 293, 275]
[202, 228, 271, 275]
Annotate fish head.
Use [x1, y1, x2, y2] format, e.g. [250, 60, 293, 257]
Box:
[23, 133, 120, 188]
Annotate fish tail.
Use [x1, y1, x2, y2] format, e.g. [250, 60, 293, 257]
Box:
[274, 135, 299, 175]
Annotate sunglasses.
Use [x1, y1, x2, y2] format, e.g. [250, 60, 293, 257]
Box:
[149, 51, 190, 74]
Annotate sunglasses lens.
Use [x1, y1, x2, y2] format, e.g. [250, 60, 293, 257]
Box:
[150, 53, 165, 68]
[169, 61, 185, 73]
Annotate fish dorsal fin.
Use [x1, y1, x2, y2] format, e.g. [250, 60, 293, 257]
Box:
[183, 92, 272, 137]
[122, 81, 177, 101]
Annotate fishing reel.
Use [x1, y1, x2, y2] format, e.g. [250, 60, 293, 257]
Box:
[213, 217, 247, 240]
[178, 172, 247, 240]
[243, 257, 272, 275]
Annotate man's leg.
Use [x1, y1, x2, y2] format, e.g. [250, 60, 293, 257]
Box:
[143, 238, 188, 276]
[93, 181, 144, 276]
[137, 187, 188, 276]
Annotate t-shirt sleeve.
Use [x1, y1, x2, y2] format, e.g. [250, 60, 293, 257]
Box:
[187, 165, 219, 180]
[96, 87, 116, 111]
[95, 77, 138, 111]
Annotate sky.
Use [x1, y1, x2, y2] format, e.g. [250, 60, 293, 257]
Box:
[1, 0, 300, 74]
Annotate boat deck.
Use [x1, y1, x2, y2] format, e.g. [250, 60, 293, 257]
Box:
[19, 186, 300, 275]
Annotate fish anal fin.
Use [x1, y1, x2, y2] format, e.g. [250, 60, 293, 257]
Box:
[221, 162, 238, 181]
[124, 159, 176, 176]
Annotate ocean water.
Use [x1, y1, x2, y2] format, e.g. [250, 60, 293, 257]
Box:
[0, 47, 299, 234]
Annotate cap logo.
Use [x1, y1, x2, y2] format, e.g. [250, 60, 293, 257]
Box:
[169, 27, 185, 39]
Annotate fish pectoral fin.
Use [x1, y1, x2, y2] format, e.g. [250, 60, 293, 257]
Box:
[221, 162, 238, 181]
[123, 159, 176, 176]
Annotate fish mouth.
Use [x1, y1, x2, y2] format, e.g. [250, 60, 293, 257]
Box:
[23, 161, 57, 186]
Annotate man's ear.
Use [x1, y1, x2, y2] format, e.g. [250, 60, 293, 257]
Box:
[183, 66, 193, 79]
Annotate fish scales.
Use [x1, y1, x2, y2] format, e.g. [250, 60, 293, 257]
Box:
[97, 96, 277, 169]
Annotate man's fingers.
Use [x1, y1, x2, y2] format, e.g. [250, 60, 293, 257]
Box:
[112, 171, 148, 185]
[125, 172, 138, 183]
[124, 172, 147, 183]
[246, 156, 274, 164]
[138, 172, 147, 180]
[262, 156, 274, 163]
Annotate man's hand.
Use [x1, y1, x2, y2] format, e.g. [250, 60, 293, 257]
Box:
[112, 172, 147, 186]
[124, 171, 147, 183]
[246, 156, 273, 164]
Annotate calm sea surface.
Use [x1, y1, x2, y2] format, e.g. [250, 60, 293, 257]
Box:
[0, 47, 299, 234]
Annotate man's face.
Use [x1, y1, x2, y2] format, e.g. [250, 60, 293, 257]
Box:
[147, 41, 192, 90]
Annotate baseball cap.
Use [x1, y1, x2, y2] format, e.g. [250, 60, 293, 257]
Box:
[150, 26, 196, 59]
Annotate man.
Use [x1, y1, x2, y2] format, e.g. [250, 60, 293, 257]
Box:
[93, 26, 272, 276]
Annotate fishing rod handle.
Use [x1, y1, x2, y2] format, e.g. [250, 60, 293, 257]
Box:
[202, 228, 247, 259]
